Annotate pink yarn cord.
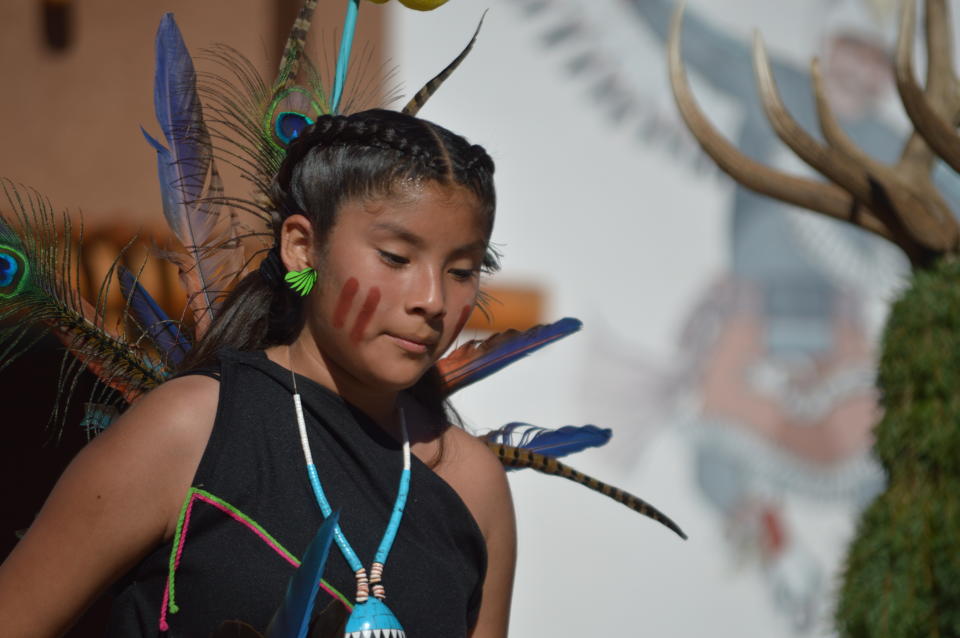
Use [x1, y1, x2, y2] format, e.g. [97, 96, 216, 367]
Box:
[196, 494, 299, 566]
[192, 495, 350, 608]
[159, 495, 197, 631]
[157, 489, 353, 631]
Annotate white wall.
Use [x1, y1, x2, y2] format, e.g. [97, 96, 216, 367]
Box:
[388, 1, 918, 636]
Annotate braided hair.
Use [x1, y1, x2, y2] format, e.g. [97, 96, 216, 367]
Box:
[181, 110, 497, 430]
[273, 109, 497, 271]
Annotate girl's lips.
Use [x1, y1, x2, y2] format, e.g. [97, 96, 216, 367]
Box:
[387, 333, 430, 354]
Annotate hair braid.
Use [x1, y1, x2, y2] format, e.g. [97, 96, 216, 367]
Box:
[463, 144, 494, 174]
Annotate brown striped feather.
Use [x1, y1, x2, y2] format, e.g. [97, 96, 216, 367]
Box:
[276, 0, 319, 91]
[487, 442, 688, 539]
[402, 13, 485, 116]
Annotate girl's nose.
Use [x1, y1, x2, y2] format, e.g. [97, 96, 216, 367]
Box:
[406, 267, 446, 319]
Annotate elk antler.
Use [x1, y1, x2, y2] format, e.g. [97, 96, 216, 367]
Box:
[751, 35, 893, 233]
[668, 0, 960, 267]
[894, 0, 960, 174]
[755, 30, 950, 260]
[666, 4, 885, 239]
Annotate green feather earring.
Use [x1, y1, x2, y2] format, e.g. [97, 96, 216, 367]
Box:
[285, 267, 317, 296]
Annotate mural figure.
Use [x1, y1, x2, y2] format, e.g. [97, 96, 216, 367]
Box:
[626, 0, 960, 631]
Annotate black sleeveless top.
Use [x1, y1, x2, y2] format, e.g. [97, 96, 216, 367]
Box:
[106, 348, 487, 637]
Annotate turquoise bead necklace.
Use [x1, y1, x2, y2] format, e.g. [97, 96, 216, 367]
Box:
[290, 358, 411, 638]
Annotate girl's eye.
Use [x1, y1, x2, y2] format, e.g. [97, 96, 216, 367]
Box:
[449, 268, 479, 282]
[378, 250, 409, 267]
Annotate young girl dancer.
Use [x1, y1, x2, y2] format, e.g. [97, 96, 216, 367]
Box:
[0, 108, 515, 637]
[0, 3, 684, 635]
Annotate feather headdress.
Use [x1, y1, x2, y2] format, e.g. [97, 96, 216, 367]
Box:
[195, 0, 484, 243]
[0, 0, 685, 541]
[0, 1, 489, 426]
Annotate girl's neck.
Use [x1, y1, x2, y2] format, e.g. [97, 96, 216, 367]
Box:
[267, 340, 399, 428]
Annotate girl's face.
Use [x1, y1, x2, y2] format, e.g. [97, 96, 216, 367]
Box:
[304, 181, 488, 392]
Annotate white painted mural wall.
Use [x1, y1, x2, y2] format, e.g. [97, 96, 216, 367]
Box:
[388, 1, 939, 636]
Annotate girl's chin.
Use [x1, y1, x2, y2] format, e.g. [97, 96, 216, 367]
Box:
[350, 357, 434, 393]
[372, 368, 433, 392]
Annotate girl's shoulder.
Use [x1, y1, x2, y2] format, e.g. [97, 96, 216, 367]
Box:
[435, 423, 517, 633]
[0, 373, 223, 635]
[435, 425, 514, 540]
[135, 373, 221, 431]
[439, 425, 503, 477]
[125, 371, 222, 444]
[111, 373, 222, 522]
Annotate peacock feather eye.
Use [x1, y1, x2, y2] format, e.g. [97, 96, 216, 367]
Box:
[0, 246, 28, 298]
[266, 86, 325, 150]
[275, 111, 314, 145]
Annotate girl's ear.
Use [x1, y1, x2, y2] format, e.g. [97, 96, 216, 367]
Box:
[279, 214, 316, 272]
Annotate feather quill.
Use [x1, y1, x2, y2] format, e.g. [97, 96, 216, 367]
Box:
[437, 317, 582, 396]
[118, 265, 191, 366]
[145, 14, 242, 338]
[490, 442, 688, 540]
[267, 512, 339, 638]
[483, 423, 612, 461]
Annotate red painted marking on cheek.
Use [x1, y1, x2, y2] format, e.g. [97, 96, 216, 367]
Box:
[350, 287, 381, 343]
[451, 305, 472, 341]
[332, 277, 359, 329]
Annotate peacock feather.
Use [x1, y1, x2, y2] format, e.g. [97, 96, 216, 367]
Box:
[196, 0, 329, 232]
[0, 180, 168, 432]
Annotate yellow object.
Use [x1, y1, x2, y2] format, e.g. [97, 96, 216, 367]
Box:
[366, 0, 450, 10]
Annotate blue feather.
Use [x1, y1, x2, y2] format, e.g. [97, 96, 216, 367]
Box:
[267, 512, 340, 638]
[484, 423, 612, 464]
[437, 317, 583, 395]
[118, 266, 191, 366]
[145, 14, 240, 333]
[153, 13, 209, 209]
[141, 126, 203, 242]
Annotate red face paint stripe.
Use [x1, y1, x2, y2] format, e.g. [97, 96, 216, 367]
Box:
[350, 287, 381, 342]
[332, 277, 359, 329]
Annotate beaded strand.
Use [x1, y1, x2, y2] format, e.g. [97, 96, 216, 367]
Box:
[290, 360, 411, 603]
